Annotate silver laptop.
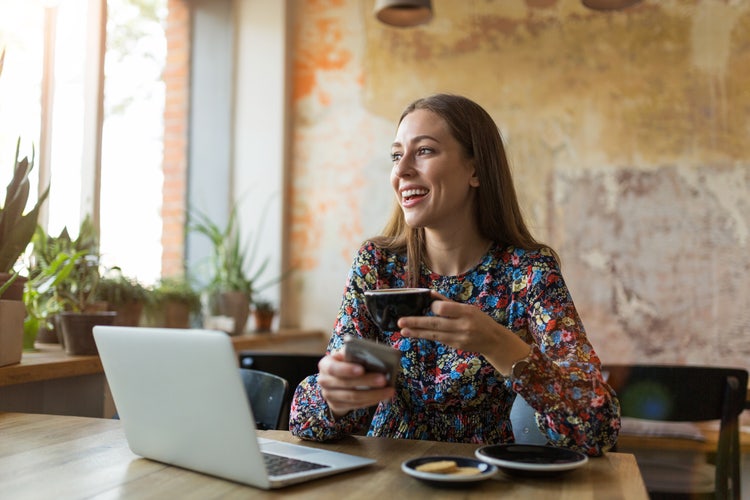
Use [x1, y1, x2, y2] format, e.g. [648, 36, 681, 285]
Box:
[93, 326, 375, 489]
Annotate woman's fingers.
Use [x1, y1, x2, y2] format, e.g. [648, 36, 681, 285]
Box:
[322, 386, 395, 411]
[317, 349, 395, 415]
[319, 370, 389, 390]
[319, 350, 365, 378]
[398, 301, 493, 351]
[398, 310, 456, 335]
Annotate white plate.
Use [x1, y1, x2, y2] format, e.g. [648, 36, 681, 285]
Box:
[475, 444, 588, 478]
[401, 455, 498, 484]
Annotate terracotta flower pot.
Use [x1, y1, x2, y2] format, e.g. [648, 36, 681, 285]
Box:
[216, 291, 250, 336]
[112, 301, 144, 327]
[0, 300, 25, 367]
[59, 311, 117, 355]
[253, 309, 275, 332]
[0, 273, 28, 365]
[161, 301, 190, 328]
[0, 273, 27, 301]
[36, 322, 60, 344]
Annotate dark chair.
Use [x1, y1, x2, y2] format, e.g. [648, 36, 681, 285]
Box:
[239, 368, 290, 431]
[238, 352, 322, 429]
[605, 364, 747, 500]
[510, 394, 547, 445]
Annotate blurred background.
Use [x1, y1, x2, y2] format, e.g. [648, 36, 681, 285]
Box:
[0, 0, 748, 369]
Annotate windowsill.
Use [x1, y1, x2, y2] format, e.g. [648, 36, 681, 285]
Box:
[0, 328, 327, 387]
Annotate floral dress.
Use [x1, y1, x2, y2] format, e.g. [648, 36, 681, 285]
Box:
[289, 241, 620, 456]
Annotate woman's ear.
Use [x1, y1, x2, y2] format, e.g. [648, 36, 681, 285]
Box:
[469, 161, 480, 187]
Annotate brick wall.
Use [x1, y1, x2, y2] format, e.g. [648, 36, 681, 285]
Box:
[161, 0, 190, 278]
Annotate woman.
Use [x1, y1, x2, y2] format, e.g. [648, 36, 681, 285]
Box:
[289, 94, 620, 456]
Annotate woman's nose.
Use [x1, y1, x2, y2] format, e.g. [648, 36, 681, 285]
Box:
[393, 153, 414, 177]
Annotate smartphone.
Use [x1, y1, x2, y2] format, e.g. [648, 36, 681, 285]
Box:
[342, 335, 401, 387]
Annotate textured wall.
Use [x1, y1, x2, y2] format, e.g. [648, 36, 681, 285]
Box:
[287, 0, 750, 369]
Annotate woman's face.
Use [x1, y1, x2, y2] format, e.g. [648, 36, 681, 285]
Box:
[390, 109, 479, 232]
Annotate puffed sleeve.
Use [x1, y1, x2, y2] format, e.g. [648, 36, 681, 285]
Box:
[289, 243, 380, 441]
[509, 251, 621, 456]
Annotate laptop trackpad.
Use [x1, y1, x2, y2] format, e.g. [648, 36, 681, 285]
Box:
[259, 439, 368, 468]
[261, 440, 328, 459]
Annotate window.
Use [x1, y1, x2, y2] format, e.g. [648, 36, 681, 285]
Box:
[0, 0, 166, 284]
[0, 3, 44, 201]
[101, 0, 166, 283]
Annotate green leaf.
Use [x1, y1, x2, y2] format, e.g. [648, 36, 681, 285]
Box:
[0, 138, 48, 272]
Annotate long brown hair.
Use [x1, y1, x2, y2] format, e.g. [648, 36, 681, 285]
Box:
[372, 94, 553, 286]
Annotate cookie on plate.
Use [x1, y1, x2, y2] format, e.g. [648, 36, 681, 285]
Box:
[415, 460, 458, 473]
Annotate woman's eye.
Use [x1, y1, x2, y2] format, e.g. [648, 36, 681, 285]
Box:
[391, 152, 403, 162]
[417, 147, 433, 155]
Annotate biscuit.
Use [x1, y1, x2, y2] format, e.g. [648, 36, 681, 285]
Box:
[450, 466, 482, 476]
[415, 460, 458, 473]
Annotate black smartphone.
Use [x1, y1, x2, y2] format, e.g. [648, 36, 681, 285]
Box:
[342, 335, 401, 387]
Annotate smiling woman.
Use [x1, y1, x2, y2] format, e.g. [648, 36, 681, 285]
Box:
[0, 0, 165, 285]
[289, 94, 620, 457]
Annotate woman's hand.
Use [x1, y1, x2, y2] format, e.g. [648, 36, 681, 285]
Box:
[398, 292, 531, 375]
[317, 350, 396, 418]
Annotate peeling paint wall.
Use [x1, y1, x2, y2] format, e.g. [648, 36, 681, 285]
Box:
[287, 0, 750, 369]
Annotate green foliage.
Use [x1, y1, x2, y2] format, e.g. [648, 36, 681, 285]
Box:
[28, 217, 102, 313]
[49, 251, 101, 313]
[97, 267, 149, 306]
[30, 219, 98, 273]
[22, 251, 79, 332]
[0, 51, 50, 297]
[252, 297, 275, 312]
[189, 205, 269, 299]
[148, 275, 201, 314]
[0, 138, 50, 274]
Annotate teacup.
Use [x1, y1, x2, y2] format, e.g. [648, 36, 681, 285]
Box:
[364, 288, 432, 331]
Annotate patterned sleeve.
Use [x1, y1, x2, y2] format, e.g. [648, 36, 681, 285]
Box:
[509, 251, 621, 456]
[289, 244, 379, 441]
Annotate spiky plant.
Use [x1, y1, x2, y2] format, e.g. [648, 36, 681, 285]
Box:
[0, 49, 50, 297]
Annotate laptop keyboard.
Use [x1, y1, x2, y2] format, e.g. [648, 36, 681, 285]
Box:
[262, 452, 330, 476]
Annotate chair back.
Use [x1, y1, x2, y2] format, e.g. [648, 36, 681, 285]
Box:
[238, 352, 322, 429]
[605, 364, 747, 500]
[238, 368, 289, 431]
[510, 395, 547, 445]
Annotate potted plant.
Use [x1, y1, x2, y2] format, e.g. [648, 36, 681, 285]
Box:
[35, 217, 102, 310]
[0, 140, 49, 296]
[189, 205, 270, 336]
[0, 126, 50, 364]
[252, 298, 276, 333]
[146, 275, 201, 329]
[23, 257, 55, 345]
[22, 273, 53, 350]
[24, 224, 84, 345]
[21, 250, 78, 349]
[97, 267, 149, 326]
[0, 50, 51, 364]
[45, 217, 115, 355]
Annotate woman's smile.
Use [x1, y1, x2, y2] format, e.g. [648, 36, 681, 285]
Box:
[400, 186, 430, 208]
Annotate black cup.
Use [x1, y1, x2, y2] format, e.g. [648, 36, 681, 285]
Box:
[364, 288, 432, 331]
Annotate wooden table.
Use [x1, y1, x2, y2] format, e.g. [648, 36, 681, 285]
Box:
[0, 329, 326, 418]
[617, 421, 750, 454]
[0, 412, 648, 499]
